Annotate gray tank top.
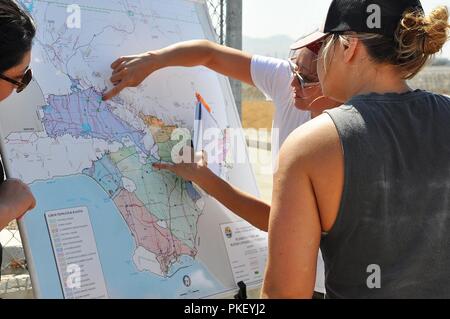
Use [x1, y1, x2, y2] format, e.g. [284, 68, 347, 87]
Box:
[322, 90, 450, 298]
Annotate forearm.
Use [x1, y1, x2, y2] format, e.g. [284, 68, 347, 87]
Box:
[152, 40, 214, 68]
[197, 171, 270, 231]
[151, 40, 254, 85]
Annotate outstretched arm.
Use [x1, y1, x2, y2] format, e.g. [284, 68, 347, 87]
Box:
[103, 40, 253, 100]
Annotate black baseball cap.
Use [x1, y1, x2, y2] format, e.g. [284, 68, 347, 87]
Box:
[291, 0, 423, 50]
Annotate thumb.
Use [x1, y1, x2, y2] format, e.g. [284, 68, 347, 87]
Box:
[201, 150, 208, 164]
[194, 150, 207, 164]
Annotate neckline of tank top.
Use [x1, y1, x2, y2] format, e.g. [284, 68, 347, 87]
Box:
[346, 89, 430, 103]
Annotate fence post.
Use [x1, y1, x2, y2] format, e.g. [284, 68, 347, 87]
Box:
[226, 0, 243, 118]
[219, 0, 225, 45]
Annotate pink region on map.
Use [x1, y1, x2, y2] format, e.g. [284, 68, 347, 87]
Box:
[113, 189, 197, 275]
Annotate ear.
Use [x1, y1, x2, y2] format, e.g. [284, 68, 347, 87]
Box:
[342, 37, 358, 63]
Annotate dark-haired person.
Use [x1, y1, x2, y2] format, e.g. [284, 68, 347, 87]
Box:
[0, 0, 37, 276]
[262, 0, 450, 299]
[104, 39, 340, 298]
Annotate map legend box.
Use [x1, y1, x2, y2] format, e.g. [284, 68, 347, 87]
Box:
[45, 207, 109, 299]
[221, 221, 268, 285]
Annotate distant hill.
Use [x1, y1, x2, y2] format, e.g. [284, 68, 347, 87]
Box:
[243, 35, 295, 59]
[431, 57, 450, 66]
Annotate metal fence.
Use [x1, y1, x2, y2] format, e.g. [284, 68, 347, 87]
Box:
[207, 0, 243, 116]
[206, 0, 226, 45]
[0, 221, 32, 297]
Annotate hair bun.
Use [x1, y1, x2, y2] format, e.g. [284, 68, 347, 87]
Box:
[422, 6, 450, 55]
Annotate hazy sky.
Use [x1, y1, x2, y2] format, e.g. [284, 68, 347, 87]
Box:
[243, 0, 450, 58]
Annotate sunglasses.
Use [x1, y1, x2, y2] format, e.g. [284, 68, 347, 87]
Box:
[306, 33, 339, 55]
[0, 69, 33, 93]
[307, 40, 325, 56]
[288, 60, 320, 98]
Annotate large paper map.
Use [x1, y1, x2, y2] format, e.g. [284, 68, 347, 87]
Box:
[0, 0, 267, 299]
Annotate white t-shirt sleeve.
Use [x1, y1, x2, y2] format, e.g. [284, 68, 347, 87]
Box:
[250, 55, 292, 107]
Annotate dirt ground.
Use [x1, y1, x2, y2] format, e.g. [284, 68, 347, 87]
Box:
[241, 100, 274, 130]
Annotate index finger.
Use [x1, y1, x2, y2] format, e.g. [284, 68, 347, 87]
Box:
[153, 163, 175, 172]
[102, 81, 128, 101]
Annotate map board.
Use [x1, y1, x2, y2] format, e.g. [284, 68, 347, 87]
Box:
[0, 0, 267, 299]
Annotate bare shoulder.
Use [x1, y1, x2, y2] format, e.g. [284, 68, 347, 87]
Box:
[277, 113, 344, 232]
[278, 113, 341, 173]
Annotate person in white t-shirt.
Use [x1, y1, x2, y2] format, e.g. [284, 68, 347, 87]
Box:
[103, 39, 339, 298]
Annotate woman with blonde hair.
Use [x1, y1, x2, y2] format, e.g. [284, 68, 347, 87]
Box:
[262, 0, 450, 298]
